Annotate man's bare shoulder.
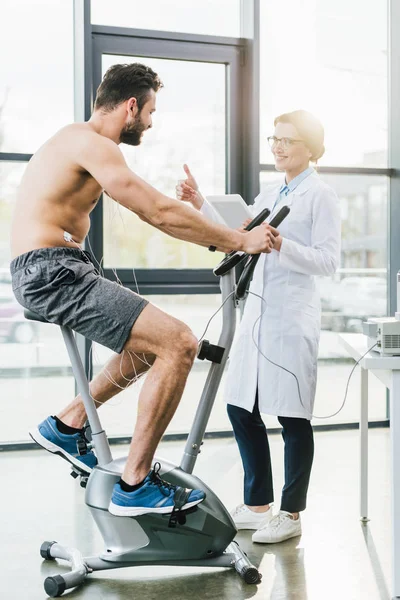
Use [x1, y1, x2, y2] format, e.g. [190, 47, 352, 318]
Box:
[55, 123, 117, 150]
[48, 124, 124, 174]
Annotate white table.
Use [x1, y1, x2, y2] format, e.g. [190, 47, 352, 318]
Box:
[339, 333, 400, 599]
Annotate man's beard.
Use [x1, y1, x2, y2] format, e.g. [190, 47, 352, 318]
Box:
[120, 114, 147, 146]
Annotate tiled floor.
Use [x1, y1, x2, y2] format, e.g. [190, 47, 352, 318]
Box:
[1, 427, 393, 599]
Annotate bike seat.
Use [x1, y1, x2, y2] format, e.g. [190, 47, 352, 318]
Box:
[24, 309, 50, 324]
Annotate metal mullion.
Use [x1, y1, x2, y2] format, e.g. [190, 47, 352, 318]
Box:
[91, 24, 243, 48]
[260, 163, 392, 176]
[74, 0, 93, 383]
[388, 0, 400, 420]
[241, 0, 260, 204]
[89, 30, 104, 267]
[2, 419, 390, 452]
[0, 153, 32, 162]
[92, 33, 240, 65]
[103, 268, 219, 290]
[121, 284, 221, 296]
[224, 46, 241, 195]
[103, 268, 218, 282]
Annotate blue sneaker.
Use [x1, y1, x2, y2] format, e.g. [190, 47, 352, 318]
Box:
[29, 416, 97, 474]
[109, 463, 206, 517]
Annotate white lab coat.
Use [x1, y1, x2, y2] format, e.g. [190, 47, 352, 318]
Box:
[201, 172, 341, 419]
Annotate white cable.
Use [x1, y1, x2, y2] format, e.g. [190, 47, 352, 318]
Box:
[106, 193, 140, 294]
[119, 349, 138, 383]
[129, 350, 153, 368]
[197, 291, 236, 343]
[85, 234, 105, 279]
[247, 290, 378, 420]
[63, 222, 151, 401]
[101, 200, 151, 370]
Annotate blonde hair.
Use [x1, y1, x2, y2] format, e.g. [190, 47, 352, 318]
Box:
[274, 110, 325, 162]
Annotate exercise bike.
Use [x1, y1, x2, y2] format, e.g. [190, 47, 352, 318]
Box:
[25, 205, 289, 598]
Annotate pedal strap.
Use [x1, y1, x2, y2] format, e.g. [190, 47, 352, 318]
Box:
[168, 487, 191, 528]
[76, 437, 88, 456]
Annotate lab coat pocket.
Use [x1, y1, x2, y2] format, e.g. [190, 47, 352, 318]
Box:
[287, 286, 315, 307]
[285, 287, 320, 336]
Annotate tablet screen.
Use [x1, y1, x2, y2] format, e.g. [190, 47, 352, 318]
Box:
[206, 194, 253, 229]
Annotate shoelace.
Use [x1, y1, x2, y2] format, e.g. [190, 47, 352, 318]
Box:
[149, 462, 178, 497]
[232, 504, 247, 516]
[262, 512, 288, 531]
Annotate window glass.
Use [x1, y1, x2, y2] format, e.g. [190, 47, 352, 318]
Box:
[91, 0, 241, 37]
[0, 0, 74, 154]
[101, 55, 226, 269]
[0, 319, 75, 443]
[260, 0, 388, 167]
[0, 162, 26, 266]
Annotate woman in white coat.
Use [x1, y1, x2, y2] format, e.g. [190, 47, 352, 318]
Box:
[176, 110, 341, 544]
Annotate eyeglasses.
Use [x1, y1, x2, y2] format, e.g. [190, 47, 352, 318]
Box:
[267, 136, 305, 149]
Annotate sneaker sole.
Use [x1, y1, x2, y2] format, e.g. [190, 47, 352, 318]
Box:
[29, 427, 93, 474]
[234, 521, 270, 530]
[232, 511, 273, 530]
[108, 497, 204, 517]
[252, 530, 302, 544]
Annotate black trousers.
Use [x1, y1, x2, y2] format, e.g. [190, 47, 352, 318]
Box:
[227, 393, 314, 513]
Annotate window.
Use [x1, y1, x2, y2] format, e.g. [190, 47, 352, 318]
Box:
[259, 0, 388, 167]
[91, 0, 241, 37]
[0, 162, 26, 266]
[0, 0, 74, 154]
[100, 55, 226, 269]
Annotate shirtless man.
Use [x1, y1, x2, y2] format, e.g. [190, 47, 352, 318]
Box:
[10, 63, 276, 517]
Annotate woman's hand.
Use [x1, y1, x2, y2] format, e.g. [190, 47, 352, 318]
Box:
[176, 164, 204, 210]
[238, 219, 282, 251]
[268, 225, 283, 251]
[236, 218, 252, 233]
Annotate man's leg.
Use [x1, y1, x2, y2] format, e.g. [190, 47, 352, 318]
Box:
[32, 291, 206, 515]
[118, 303, 198, 485]
[102, 302, 206, 516]
[55, 300, 198, 480]
[59, 302, 199, 483]
[29, 348, 156, 473]
[57, 350, 155, 429]
[31, 298, 197, 475]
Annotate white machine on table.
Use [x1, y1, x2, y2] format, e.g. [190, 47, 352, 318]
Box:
[363, 272, 400, 356]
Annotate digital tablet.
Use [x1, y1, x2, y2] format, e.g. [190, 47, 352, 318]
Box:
[206, 194, 253, 229]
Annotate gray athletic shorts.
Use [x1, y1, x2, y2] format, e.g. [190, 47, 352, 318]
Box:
[10, 247, 149, 353]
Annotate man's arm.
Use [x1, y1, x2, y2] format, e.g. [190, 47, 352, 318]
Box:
[77, 133, 274, 254]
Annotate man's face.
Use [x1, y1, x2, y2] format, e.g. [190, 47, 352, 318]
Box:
[120, 90, 156, 146]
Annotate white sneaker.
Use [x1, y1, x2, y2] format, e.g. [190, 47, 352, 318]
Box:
[230, 504, 273, 530]
[252, 510, 302, 544]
